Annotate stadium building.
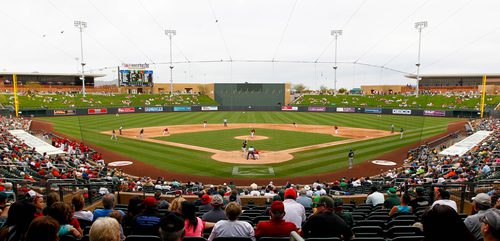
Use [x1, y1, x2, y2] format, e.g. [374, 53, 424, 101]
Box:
[406, 73, 500, 94]
[0, 71, 106, 92]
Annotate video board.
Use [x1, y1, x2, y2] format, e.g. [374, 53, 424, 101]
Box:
[119, 63, 153, 87]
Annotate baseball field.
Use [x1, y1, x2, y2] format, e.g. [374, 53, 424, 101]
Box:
[36, 112, 462, 181]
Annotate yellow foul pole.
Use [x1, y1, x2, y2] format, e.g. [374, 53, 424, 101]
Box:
[13, 74, 19, 118]
[480, 75, 487, 118]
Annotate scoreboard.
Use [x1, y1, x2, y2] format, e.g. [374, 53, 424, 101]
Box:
[119, 63, 153, 87]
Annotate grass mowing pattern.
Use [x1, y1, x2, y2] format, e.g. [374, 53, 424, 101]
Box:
[156, 128, 346, 151]
[39, 112, 461, 178]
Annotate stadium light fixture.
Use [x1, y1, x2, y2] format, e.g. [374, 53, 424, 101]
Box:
[74, 20, 87, 97]
[331, 30, 342, 96]
[414, 21, 427, 98]
[165, 29, 176, 97]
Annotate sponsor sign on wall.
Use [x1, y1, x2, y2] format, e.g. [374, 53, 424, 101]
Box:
[364, 108, 382, 114]
[173, 106, 192, 112]
[145, 107, 163, 112]
[281, 106, 298, 111]
[53, 110, 76, 116]
[424, 110, 446, 116]
[201, 106, 219, 111]
[336, 107, 355, 112]
[308, 107, 326, 112]
[118, 107, 135, 113]
[392, 109, 412, 115]
[88, 108, 108, 114]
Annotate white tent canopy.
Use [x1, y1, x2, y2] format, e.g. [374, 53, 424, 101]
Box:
[439, 131, 493, 157]
[8, 130, 65, 156]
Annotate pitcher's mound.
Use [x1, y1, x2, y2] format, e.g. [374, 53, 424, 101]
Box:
[234, 135, 269, 140]
[211, 151, 293, 164]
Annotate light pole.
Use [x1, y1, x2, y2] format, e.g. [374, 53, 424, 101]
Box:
[414, 21, 427, 98]
[74, 20, 87, 97]
[331, 30, 342, 96]
[165, 29, 176, 97]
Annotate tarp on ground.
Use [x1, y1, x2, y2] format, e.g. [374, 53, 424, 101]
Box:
[439, 130, 493, 156]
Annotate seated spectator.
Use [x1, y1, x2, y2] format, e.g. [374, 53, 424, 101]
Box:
[25, 216, 60, 241]
[410, 187, 429, 211]
[208, 202, 255, 241]
[366, 186, 385, 206]
[169, 196, 186, 213]
[0, 192, 9, 222]
[109, 210, 126, 241]
[0, 201, 37, 241]
[302, 196, 353, 240]
[160, 213, 185, 241]
[384, 188, 400, 209]
[155, 190, 170, 209]
[422, 204, 476, 241]
[465, 193, 492, 241]
[90, 217, 121, 241]
[283, 188, 306, 229]
[47, 201, 82, 239]
[132, 197, 163, 235]
[296, 189, 312, 208]
[431, 188, 457, 212]
[93, 194, 125, 221]
[255, 200, 298, 239]
[333, 198, 353, 228]
[202, 194, 227, 223]
[389, 194, 413, 216]
[72, 194, 94, 222]
[199, 194, 213, 212]
[181, 201, 214, 237]
[480, 209, 500, 241]
[122, 196, 144, 232]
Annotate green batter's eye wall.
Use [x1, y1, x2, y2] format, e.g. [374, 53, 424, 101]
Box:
[214, 83, 287, 106]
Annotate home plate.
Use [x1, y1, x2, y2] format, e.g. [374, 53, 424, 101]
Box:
[371, 160, 397, 166]
[108, 161, 133, 167]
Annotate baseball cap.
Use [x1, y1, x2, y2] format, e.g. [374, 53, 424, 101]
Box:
[270, 200, 285, 213]
[27, 190, 42, 199]
[284, 188, 297, 200]
[143, 197, 158, 207]
[304, 185, 311, 191]
[174, 190, 182, 197]
[472, 193, 491, 206]
[211, 194, 224, 206]
[160, 212, 185, 232]
[201, 194, 212, 204]
[316, 196, 335, 208]
[387, 188, 397, 195]
[480, 209, 500, 231]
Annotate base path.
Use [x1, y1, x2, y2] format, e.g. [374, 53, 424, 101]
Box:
[104, 123, 394, 164]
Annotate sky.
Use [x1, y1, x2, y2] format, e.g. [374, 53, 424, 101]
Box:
[1, 0, 499, 90]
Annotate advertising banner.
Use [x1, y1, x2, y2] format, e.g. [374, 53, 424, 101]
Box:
[364, 108, 382, 114]
[336, 107, 355, 112]
[88, 108, 108, 115]
[392, 109, 412, 115]
[281, 106, 298, 111]
[308, 107, 327, 112]
[201, 106, 219, 111]
[145, 107, 163, 112]
[53, 110, 76, 116]
[424, 110, 446, 116]
[173, 106, 192, 112]
[118, 107, 135, 113]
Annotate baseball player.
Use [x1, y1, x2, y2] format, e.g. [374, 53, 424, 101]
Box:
[224, 119, 228, 127]
[163, 127, 170, 136]
[250, 129, 256, 138]
[119, 126, 123, 135]
[247, 146, 256, 160]
[348, 149, 354, 169]
[139, 128, 144, 139]
[241, 140, 248, 157]
[111, 129, 117, 140]
[400, 128, 404, 139]
[334, 126, 339, 135]
[203, 120, 207, 128]
[293, 122, 297, 127]
[391, 124, 395, 133]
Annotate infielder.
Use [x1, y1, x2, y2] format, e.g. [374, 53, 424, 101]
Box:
[241, 140, 248, 157]
[348, 149, 354, 169]
[334, 126, 339, 135]
[203, 120, 208, 128]
[119, 126, 123, 135]
[139, 128, 144, 139]
[400, 128, 404, 139]
[111, 129, 117, 140]
[163, 127, 170, 136]
[224, 119, 228, 127]
[391, 124, 394, 133]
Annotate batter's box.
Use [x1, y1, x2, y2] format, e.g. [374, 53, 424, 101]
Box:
[232, 166, 275, 176]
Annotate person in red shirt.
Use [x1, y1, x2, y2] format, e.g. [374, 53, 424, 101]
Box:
[255, 200, 298, 238]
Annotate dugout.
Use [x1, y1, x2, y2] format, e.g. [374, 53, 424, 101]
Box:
[214, 83, 292, 107]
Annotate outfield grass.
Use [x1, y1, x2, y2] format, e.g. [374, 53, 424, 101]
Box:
[156, 128, 346, 151]
[0, 93, 217, 109]
[39, 112, 461, 178]
[293, 94, 499, 110]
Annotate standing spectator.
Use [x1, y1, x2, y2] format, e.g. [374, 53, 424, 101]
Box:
[366, 186, 385, 206]
[302, 196, 353, 240]
[283, 188, 306, 229]
[422, 204, 476, 241]
[255, 201, 298, 239]
[465, 193, 492, 240]
[480, 209, 500, 241]
[431, 188, 457, 212]
[25, 216, 60, 241]
[159, 213, 185, 241]
[384, 188, 400, 209]
[89, 217, 121, 241]
[93, 194, 125, 221]
[202, 195, 227, 223]
[208, 202, 255, 241]
[409, 187, 429, 211]
[296, 189, 312, 208]
[389, 194, 413, 216]
[132, 197, 163, 235]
